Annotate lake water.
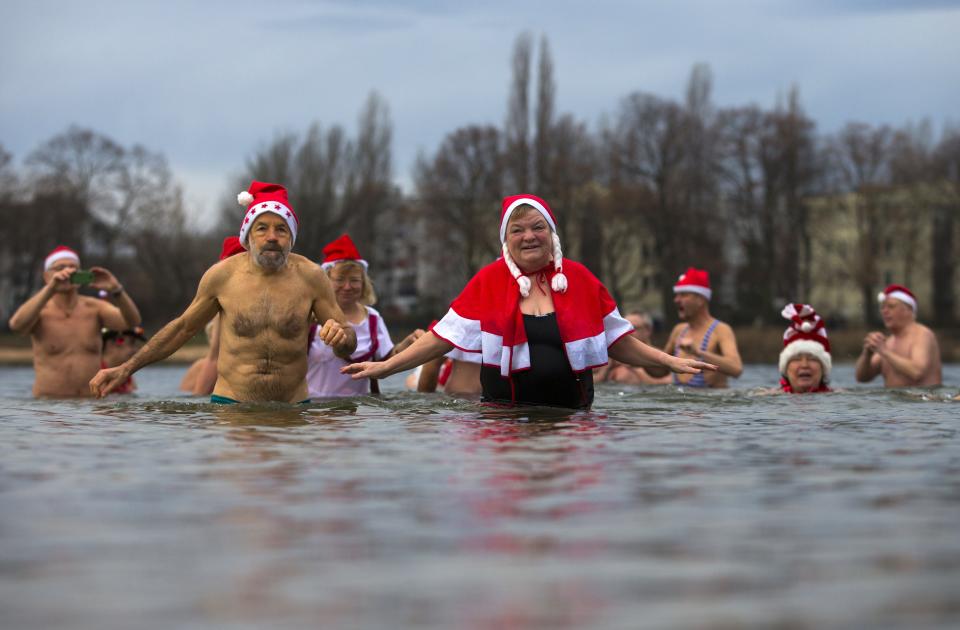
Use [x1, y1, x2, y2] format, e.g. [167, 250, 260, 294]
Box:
[1, 364, 958, 630]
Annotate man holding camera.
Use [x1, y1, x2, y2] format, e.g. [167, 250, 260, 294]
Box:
[8, 246, 141, 397]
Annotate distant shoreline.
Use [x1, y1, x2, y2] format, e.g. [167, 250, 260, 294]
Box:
[1, 326, 957, 365]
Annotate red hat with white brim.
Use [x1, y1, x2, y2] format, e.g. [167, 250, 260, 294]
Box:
[321, 234, 368, 270]
[673, 268, 712, 300]
[778, 303, 832, 380]
[877, 284, 916, 312]
[237, 181, 299, 247]
[44, 246, 80, 271]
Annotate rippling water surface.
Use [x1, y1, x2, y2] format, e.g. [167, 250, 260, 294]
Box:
[1, 364, 958, 629]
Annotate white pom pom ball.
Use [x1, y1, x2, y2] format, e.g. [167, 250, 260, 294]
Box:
[517, 276, 532, 298]
[551, 272, 568, 293]
[800, 321, 814, 332]
[237, 191, 254, 206]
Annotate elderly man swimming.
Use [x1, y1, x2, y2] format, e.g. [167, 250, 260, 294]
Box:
[855, 284, 941, 387]
[90, 181, 357, 403]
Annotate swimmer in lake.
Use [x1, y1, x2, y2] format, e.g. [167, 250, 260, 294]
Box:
[595, 310, 671, 385]
[306, 234, 424, 397]
[778, 304, 832, 394]
[8, 246, 142, 397]
[658, 268, 742, 388]
[344, 194, 714, 409]
[855, 284, 942, 387]
[90, 181, 357, 403]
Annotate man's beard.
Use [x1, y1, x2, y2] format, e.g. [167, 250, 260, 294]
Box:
[250, 241, 290, 271]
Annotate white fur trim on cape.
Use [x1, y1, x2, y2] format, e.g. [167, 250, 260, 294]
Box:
[779, 339, 832, 381]
[432, 308, 482, 354]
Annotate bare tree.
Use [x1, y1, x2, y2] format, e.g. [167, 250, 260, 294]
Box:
[26, 126, 124, 217]
[533, 34, 555, 196]
[343, 91, 396, 269]
[505, 32, 533, 192]
[930, 127, 960, 323]
[414, 125, 503, 302]
[826, 122, 893, 324]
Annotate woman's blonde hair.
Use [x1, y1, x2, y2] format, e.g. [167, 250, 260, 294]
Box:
[327, 260, 377, 305]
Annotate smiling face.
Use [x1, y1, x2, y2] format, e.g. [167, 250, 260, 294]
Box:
[247, 213, 292, 271]
[505, 206, 553, 273]
[785, 353, 825, 393]
[328, 261, 365, 309]
[880, 297, 914, 331]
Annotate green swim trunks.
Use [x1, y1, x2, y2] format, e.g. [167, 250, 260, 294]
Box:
[210, 395, 311, 405]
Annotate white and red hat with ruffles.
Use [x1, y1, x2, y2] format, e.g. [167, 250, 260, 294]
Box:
[673, 267, 712, 300]
[877, 284, 917, 312]
[236, 181, 299, 247]
[499, 194, 567, 297]
[44, 246, 80, 271]
[779, 303, 832, 380]
[321, 234, 368, 270]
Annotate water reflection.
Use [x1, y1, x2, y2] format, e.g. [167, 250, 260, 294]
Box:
[2, 365, 959, 629]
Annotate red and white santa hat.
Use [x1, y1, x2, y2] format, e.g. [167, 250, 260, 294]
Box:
[237, 181, 299, 247]
[779, 303, 832, 380]
[321, 234, 368, 270]
[219, 236, 245, 261]
[44, 246, 80, 271]
[877, 284, 916, 312]
[499, 194, 567, 297]
[673, 267, 712, 300]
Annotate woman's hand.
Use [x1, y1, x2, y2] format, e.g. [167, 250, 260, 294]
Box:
[669, 355, 717, 375]
[341, 361, 391, 380]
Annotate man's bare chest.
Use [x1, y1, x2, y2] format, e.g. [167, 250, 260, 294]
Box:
[220, 287, 312, 341]
[37, 306, 101, 355]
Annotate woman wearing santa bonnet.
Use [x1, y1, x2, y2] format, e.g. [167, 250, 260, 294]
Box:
[307, 234, 423, 397]
[343, 195, 714, 409]
[778, 303, 832, 394]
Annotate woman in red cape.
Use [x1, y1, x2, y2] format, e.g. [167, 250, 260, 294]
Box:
[344, 195, 715, 409]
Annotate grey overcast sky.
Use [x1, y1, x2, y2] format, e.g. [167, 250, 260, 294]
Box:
[2, 0, 958, 224]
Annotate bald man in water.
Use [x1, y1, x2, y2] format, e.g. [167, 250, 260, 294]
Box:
[90, 181, 356, 403]
[8, 246, 141, 398]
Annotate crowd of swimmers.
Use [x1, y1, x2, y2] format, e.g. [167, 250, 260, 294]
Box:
[7, 181, 948, 409]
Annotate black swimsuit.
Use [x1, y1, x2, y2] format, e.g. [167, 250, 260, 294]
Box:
[480, 313, 594, 409]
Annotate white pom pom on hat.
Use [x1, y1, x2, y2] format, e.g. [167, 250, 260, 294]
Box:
[237, 191, 254, 206]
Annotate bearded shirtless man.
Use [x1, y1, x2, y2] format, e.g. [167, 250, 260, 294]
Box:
[855, 284, 942, 387]
[8, 246, 142, 397]
[90, 181, 357, 402]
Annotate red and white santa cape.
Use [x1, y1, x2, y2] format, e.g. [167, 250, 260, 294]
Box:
[431, 258, 633, 377]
